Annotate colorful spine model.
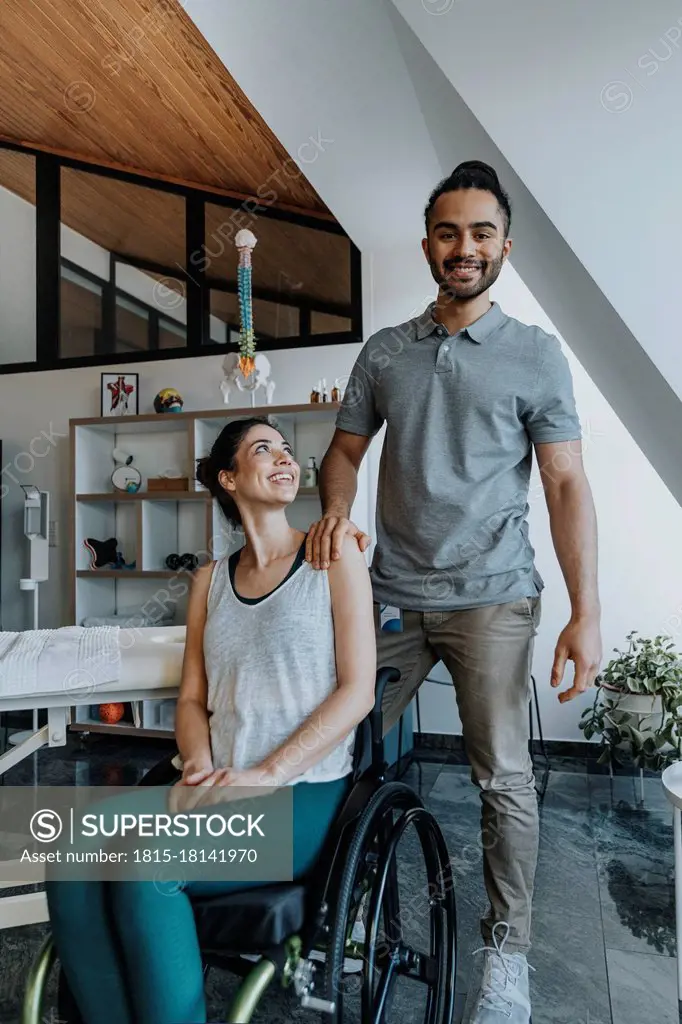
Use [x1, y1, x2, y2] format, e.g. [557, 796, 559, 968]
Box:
[235, 228, 258, 378]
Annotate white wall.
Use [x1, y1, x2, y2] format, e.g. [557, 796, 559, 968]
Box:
[390, 0, 682, 396]
[389, 0, 682, 500]
[0, 184, 36, 364]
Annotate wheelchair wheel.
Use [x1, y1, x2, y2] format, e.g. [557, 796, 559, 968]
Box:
[323, 781, 456, 1023]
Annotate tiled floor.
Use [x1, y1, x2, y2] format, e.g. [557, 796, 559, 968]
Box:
[0, 735, 679, 1023]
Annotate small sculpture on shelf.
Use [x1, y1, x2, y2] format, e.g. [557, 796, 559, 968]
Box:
[220, 351, 275, 407]
[154, 388, 184, 413]
[111, 448, 141, 493]
[84, 537, 136, 571]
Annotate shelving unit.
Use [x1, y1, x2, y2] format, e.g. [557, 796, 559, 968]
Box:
[68, 401, 369, 739]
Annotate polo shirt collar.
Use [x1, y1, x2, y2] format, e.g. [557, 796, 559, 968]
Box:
[414, 300, 505, 343]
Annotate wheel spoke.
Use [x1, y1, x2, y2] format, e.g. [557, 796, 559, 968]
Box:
[372, 952, 399, 1022]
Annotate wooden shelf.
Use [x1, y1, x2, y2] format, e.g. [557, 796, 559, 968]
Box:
[70, 721, 174, 739]
[70, 401, 340, 429]
[77, 491, 206, 502]
[76, 569, 192, 578]
[77, 488, 319, 501]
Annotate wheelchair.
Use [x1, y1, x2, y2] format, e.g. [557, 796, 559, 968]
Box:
[23, 668, 457, 1023]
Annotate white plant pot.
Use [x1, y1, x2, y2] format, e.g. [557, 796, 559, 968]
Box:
[599, 685, 670, 750]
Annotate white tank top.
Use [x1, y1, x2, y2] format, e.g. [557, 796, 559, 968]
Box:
[202, 546, 354, 785]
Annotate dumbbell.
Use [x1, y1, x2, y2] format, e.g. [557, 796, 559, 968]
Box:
[165, 553, 199, 571]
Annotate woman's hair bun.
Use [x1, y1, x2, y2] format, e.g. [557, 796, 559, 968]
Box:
[195, 454, 215, 492]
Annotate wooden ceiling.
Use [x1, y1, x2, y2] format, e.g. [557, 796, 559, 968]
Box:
[0, 1, 354, 314]
[0, 0, 330, 216]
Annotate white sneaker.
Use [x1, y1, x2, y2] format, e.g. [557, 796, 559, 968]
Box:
[463, 922, 535, 1023]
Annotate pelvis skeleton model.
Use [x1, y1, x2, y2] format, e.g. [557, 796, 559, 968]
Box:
[219, 352, 276, 406]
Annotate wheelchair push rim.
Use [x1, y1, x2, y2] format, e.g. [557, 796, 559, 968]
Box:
[323, 781, 457, 1024]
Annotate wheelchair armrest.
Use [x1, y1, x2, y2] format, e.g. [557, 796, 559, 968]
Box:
[137, 752, 181, 787]
[371, 666, 401, 746]
[350, 666, 401, 779]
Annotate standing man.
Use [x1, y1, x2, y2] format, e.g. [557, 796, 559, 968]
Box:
[306, 160, 602, 1023]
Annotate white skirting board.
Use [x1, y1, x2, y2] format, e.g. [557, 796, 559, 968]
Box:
[0, 891, 48, 929]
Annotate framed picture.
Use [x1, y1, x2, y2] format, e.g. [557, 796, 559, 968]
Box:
[101, 373, 139, 417]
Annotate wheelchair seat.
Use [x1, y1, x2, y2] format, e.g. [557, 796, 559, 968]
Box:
[193, 883, 307, 955]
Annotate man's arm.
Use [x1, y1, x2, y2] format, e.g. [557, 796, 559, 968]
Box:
[535, 440, 602, 702]
[305, 429, 373, 568]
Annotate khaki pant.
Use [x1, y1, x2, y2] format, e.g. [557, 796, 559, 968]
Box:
[376, 596, 541, 955]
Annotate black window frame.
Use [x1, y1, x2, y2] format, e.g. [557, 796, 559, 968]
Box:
[0, 141, 362, 374]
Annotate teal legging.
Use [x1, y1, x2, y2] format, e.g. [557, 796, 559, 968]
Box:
[45, 776, 351, 1024]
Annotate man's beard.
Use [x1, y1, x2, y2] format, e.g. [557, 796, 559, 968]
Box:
[428, 250, 504, 302]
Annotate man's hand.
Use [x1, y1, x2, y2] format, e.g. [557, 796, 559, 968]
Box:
[551, 615, 602, 703]
[305, 513, 371, 569]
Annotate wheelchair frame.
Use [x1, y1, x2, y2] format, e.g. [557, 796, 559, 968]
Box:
[22, 667, 457, 1023]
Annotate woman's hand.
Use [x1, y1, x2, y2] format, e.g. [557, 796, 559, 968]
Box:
[181, 759, 215, 786]
[211, 766, 279, 789]
[168, 766, 278, 814]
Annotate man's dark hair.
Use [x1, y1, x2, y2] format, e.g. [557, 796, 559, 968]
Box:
[424, 161, 511, 238]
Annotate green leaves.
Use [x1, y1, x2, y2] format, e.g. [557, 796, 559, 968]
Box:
[586, 631, 682, 772]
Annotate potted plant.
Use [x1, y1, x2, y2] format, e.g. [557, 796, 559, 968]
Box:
[579, 631, 682, 771]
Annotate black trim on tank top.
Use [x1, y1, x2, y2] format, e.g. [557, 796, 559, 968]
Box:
[228, 536, 308, 605]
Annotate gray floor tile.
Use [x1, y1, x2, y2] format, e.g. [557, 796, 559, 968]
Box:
[451, 869, 489, 996]
[540, 771, 592, 818]
[426, 766, 482, 807]
[588, 772, 638, 814]
[606, 947, 678, 1024]
[533, 820, 601, 920]
[528, 903, 611, 1024]
[593, 804, 674, 888]
[600, 881, 675, 958]
[394, 759, 447, 802]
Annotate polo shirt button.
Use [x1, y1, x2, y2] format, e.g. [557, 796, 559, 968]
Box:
[442, 344, 449, 352]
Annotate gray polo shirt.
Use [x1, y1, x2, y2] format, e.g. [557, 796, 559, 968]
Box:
[335, 301, 581, 611]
